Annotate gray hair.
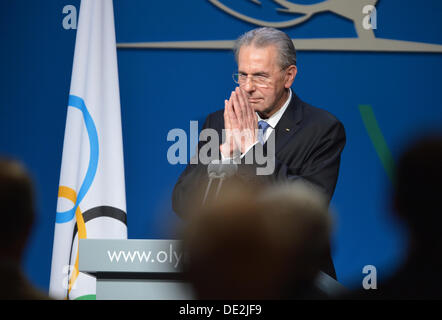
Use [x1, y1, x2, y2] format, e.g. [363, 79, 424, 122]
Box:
[234, 27, 297, 69]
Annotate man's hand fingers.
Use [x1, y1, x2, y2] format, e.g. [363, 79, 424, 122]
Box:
[235, 87, 248, 124]
[253, 111, 258, 125]
[228, 94, 240, 128]
[224, 99, 231, 129]
[231, 91, 244, 127]
[239, 87, 255, 128]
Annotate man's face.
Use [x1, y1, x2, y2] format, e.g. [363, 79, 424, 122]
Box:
[237, 45, 296, 118]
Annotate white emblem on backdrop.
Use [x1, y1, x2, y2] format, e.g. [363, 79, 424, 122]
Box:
[117, 0, 442, 53]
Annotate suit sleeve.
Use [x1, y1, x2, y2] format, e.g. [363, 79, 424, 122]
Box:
[297, 120, 346, 201]
[236, 120, 346, 202]
[171, 115, 213, 217]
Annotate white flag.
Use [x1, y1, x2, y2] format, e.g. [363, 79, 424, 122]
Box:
[49, 0, 127, 300]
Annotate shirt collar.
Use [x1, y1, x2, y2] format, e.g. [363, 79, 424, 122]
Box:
[257, 88, 292, 129]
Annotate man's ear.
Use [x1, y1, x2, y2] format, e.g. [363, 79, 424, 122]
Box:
[285, 65, 297, 88]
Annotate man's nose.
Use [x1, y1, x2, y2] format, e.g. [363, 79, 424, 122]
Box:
[242, 77, 256, 93]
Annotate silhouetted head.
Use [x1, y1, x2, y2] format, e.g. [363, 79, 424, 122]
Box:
[394, 134, 442, 245]
[0, 158, 35, 261]
[182, 180, 331, 299]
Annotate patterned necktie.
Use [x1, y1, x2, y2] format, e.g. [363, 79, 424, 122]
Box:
[258, 120, 271, 145]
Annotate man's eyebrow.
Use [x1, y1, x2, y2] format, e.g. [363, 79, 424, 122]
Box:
[253, 72, 270, 77]
[238, 70, 270, 77]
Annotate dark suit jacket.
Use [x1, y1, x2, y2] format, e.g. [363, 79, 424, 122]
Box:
[172, 92, 346, 279]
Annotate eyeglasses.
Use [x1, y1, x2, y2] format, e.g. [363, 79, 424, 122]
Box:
[232, 69, 286, 88]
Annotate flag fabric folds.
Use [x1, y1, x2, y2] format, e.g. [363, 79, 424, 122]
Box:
[49, 0, 127, 300]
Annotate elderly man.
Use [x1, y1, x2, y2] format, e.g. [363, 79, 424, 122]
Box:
[172, 27, 345, 279]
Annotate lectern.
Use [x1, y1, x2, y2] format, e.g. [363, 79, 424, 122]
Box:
[78, 239, 194, 300]
[79, 239, 347, 300]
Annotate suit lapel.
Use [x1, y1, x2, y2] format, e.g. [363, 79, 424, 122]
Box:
[273, 92, 304, 154]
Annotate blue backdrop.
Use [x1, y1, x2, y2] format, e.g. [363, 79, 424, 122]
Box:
[1, 0, 441, 292]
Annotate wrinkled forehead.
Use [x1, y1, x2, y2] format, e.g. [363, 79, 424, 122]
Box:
[237, 44, 280, 73]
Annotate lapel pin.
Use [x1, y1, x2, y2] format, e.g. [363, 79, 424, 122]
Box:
[285, 128, 290, 132]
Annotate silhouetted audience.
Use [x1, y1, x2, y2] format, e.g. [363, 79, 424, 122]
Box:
[348, 134, 442, 299]
[182, 180, 334, 299]
[0, 158, 49, 300]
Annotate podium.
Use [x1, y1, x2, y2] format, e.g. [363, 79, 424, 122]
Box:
[78, 239, 194, 300]
[79, 239, 347, 300]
